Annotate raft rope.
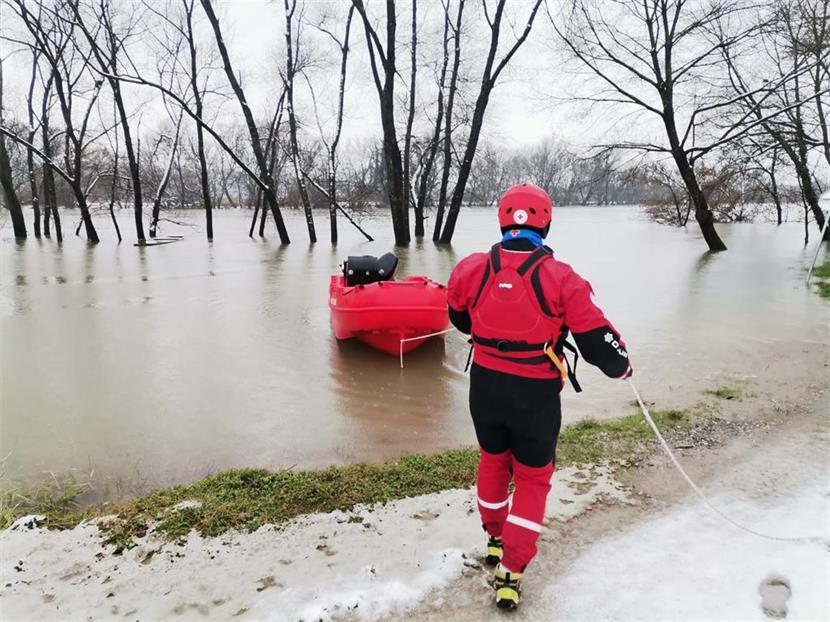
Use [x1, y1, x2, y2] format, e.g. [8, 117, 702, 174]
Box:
[399, 328, 456, 369]
[628, 378, 825, 546]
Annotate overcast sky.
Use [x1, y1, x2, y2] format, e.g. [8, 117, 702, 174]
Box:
[0, 0, 628, 151]
[0, 0, 826, 181]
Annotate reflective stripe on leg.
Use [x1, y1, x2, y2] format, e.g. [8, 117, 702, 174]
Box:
[478, 497, 509, 510]
[505, 514, 544, 533]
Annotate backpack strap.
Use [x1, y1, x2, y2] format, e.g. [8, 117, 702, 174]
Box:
[516, 246, 551, 276]
[530, 265, 555, 317]
[472, 244, 501, 308]
[489, 243, 502, 273]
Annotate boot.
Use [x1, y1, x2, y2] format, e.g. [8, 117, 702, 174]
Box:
[494, 564, 522, 610]
[485, 535, 503, 566]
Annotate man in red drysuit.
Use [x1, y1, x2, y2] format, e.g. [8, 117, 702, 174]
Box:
[446, 183, 632, 610]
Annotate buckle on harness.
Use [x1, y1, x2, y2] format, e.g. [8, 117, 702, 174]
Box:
[544, 340, 583, 393]
[496, 339, 509, 352]
[544, 342, 568, 379]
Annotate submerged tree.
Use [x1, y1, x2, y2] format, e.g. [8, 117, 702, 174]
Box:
[721, 0, 829, 240]
[283, 0, 316, 243]
[437, 0, 544, 243]
[199, 0, 291, 243]
[308, 4, 356, 244]
[351, 0, 410, 245]
[4, 0, 103, 242]
[549, 0, 755, 251]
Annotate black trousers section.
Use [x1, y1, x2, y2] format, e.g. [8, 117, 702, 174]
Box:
[469, 363, 562, 468]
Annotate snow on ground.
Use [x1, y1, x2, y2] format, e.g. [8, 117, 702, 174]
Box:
[544, 411, 830, 622]
[547, 483, 829, 621]
[0, 465, 628, 621]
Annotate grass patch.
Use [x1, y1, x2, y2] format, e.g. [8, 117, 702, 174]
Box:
[0, 470, 93, 531]
[811, 259, 830, 280]
[704, 386, 742, 400]
[810, 259, 830, 299]
[558, 409, 694, 464]
[1, 406, 707, 547]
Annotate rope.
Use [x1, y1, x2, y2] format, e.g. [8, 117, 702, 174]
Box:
[627, 379, 825, 546]
[399, 328, 456, 368]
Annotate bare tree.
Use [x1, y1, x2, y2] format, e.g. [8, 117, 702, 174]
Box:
[437, 0, 544, 243]
[4, 0, 103, 242]
[412, 0, 452, 238]
[352, 0, 410, 245]
[199, 0, 290, 243]
[308, 4, 355, 243]
[283, 0, 316, 243]
[432, 0, 464, 241]
[149, 109, 184, 237]
[144, 0, 217, 238]
[39, 70, 60, 240]
[548, 0, 771, 250]
[69, 0, 146, 242]
[721, 0, 829, 240]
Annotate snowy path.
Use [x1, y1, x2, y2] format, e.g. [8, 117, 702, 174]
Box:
[0, 465, 629, 621]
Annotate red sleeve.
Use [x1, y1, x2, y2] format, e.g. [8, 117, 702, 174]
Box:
[557, 263, 632, 378]
[559, 266, 610, 333]
[447, 252, 488, 311]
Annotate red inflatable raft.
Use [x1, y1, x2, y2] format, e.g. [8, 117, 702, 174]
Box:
[329, 253, 449, 356]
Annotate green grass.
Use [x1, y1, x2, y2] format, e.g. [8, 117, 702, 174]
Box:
[810, 260, 830, 299]
[1, 406, 704, 549]
[704, 386, 742, 400]
[811, 259, 830, 280]
[558, 409, 694, 464]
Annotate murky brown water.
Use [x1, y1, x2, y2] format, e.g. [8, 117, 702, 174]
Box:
[1, 207, 827, 491]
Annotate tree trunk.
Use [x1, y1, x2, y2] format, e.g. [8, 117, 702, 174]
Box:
[329, 161, 338, 244]
[432, 0, 464, 241]
[770, 152, 782, 226]
[283, 0, 316, 243]
[353, 0, 410, 245]
[325, 5, 355, 244]
[404, 0, 418, 236]
[661, 94, 727, 251]
[41, 125, 59, 240]
[109, 130, 122, 242]
[0, 135, 26, 239]
[0, 58, 26, 239]
[438, 0, 541, 243]
[149, 112, 183, 237]
[439, 88, 491, 243]
[26, 52, 41, 238]
[184, 0, 214, 239]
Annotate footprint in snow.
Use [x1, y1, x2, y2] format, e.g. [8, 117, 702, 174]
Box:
[758, 575, 792, 619]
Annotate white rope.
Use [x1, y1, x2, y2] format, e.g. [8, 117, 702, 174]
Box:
[627, 378, 825, 546]
[399, 328, 456, 368]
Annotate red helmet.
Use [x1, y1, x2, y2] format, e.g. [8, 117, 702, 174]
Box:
[497, 183, 553, 230]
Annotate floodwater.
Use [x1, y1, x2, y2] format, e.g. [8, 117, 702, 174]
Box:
[1, 207, 827, 491]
